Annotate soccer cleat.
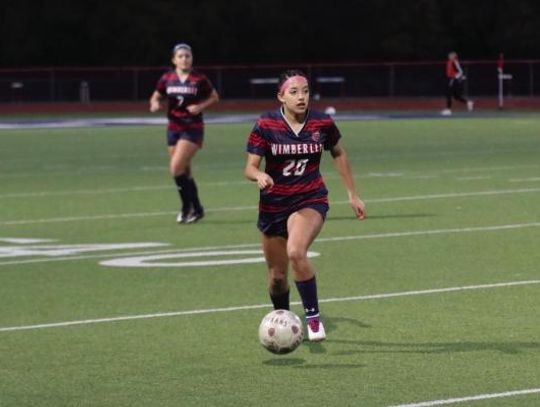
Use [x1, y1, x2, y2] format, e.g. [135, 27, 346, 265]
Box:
[176, 211, 186, 224]
[306, 316, 326, 342]
[467, 100, 474, 111]
[441, 109, 452, 116]
[176, 205, 193, 224]
[183, 207, 205, 224]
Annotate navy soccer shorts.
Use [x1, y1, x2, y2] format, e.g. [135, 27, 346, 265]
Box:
[167, 128, 204, 147]
[257, 201, 329, 238]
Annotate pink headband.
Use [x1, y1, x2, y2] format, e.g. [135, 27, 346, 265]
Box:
[279, 75, 308, 94]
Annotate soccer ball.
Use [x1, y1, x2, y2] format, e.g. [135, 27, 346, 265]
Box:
[324, 106, 336, 115]
[258, 309, 304, 354]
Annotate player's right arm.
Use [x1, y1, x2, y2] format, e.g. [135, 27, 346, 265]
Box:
[245, 119, 274, 190]
[149, 90, 163, 112]
[245, 153, 274, 190]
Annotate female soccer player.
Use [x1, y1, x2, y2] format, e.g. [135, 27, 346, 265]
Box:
[442, 51, 474, 116]
[245, 70, 366, 342]
[150, 43, 219, 223]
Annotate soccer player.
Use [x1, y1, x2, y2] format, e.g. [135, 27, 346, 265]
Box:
[150, 43, 219, 223]
[441, 51, 474, 116]
[244, 70, 366, 342]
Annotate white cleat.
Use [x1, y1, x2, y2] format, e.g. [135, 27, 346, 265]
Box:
[176, 212, 185, 224]
[176, 209, 192, 224]
[183, 208, 204, 224]
[177, 207, 204, 224]
[306, 317, 326, 342]
[467, 100, 474, 111]
[441, 108, 452, 116]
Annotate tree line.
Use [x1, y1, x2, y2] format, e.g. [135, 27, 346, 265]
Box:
[1, 0, 539, 68]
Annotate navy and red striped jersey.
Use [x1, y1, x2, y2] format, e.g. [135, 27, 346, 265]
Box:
[155, 69, 214, 131]
[246, 109, 341, 213]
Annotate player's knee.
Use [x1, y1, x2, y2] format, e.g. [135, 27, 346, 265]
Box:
[287, 246, 307, 264]
[170, 163, 186, 177]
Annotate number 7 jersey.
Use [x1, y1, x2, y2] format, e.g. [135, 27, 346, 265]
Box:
[246, 109, 342, 213]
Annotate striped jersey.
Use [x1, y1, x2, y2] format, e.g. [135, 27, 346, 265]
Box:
[155, 69, 214, 131]
[247, 109, 341, 213]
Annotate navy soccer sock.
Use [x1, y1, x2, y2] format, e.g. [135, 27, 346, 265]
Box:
[270, 290, 290, 311]
[174, 174, 192, 213]
[295, 276, 319, 318]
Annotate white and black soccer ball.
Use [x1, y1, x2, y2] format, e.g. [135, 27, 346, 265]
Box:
[258, 309, 304, 354]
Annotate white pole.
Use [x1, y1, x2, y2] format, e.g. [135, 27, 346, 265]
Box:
[497, 71, 513, 110]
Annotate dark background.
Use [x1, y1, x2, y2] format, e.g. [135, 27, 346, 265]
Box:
[1, 0, 539, 68]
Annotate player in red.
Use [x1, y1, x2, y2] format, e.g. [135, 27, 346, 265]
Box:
[245, 70, 366, 342]
[442, 51, 474, 116]
[150, 43, 219, 223]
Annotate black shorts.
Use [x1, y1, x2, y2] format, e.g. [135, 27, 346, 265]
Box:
[167, 129, 204, 147]
[257, 201, 329, 238]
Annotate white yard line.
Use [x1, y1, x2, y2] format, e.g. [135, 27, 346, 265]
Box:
[407, 175, 440, 180]
[315, 221, 540, 243]
[0, 211, 178, 225]
[1, 163, 538, 196]
[365, 187, 540, 203]
[0, 243, 261, 266]
[509, 177, 540, 183]
[455, 176, 492, 181]
[1, 187, 540, 226]
[0, 186, 172, 198]
[388, 387, 540, 407]
[1, 221, 539, 267]
[0, 238, 56, 244]
[0, 181, 252, 199]
[422, 164, 538, 174]
[1, 280, 538, 333]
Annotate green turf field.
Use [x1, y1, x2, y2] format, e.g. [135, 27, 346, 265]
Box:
[1, 116, 539, 406]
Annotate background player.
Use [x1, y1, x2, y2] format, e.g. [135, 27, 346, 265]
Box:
[442, 51, 474, 116]
[150, 43, 219, 223]
[244, 69, 366, 342]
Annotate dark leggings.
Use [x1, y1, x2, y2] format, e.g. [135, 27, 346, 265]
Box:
[446, 79, 467, 108]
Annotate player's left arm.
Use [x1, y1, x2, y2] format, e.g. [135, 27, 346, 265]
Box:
[186, 77, 220, 115]
[330, 142, 366, 220]
[454, 60, 465, 80]
[187, 89, 219, 115]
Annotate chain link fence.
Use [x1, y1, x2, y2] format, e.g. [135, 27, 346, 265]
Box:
[1, 61, 538, 104]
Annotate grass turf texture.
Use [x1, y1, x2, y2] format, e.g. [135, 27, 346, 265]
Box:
[1, 116, 539, 406]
